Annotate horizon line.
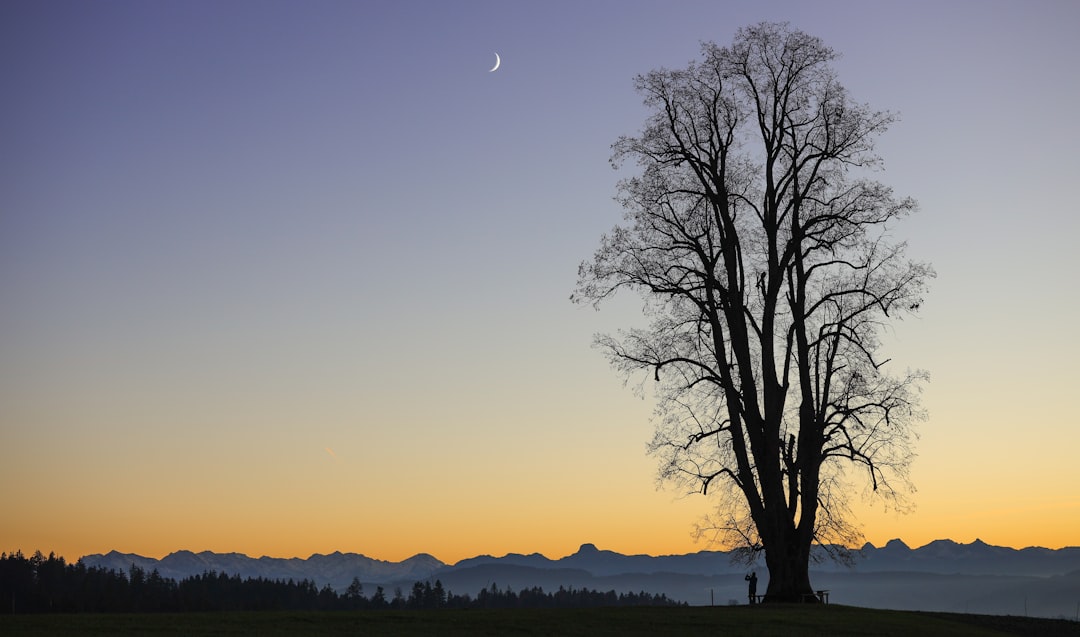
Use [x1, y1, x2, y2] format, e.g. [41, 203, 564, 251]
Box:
[21, 537, 1079, 565]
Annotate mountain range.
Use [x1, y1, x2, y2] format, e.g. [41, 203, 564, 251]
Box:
[80, 539, 1080, 619]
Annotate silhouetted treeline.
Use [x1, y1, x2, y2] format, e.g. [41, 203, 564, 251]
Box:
[459, 581, 684, 610]
[1, 551, 684, 613]
[0, 551, 335, 613]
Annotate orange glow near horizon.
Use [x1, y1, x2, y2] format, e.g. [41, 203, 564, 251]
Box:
[3, 361, 1078, 564]
[5, 476, 1078, 565]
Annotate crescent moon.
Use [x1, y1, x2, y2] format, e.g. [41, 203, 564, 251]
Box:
[489, 52, 501, 73]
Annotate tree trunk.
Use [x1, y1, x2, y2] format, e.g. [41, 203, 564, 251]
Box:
[761, 526, 816, 603]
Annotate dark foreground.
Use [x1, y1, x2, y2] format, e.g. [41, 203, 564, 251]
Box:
[2, 605, 1078, 636]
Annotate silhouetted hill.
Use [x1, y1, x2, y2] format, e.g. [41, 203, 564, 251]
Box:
[833, 538, 1080, 576]
[454, 544, 742, 578]
[558, 543, 732, 577]
[803, 568, 1080, 618]
[451, 552, 558, 571]
[433, 564, 596, 594]
[427, 562, 743, 607]
[80, 550, 446, 592]
[78, 540, 1080, 617]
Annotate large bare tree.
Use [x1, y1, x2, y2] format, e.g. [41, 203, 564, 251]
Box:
[574, 23, 933, 602]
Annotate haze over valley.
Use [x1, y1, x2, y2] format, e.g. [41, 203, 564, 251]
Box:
[78, 539, 1080, 619]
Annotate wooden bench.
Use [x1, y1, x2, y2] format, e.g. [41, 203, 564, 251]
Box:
[755, 590, 829, 604]
[794, 590, 830, 604]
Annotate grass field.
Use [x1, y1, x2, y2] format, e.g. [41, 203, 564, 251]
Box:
[2, 605, 1078, 636]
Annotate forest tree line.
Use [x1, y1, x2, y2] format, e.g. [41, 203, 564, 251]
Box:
[1, 551, 684, 613]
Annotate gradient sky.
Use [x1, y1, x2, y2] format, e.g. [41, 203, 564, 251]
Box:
[2, 0, 1078, 564]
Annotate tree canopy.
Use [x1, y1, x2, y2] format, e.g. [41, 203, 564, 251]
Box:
[574, 22, 932, 602]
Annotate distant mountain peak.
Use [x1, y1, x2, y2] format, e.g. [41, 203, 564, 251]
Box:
[402, 553, 444, 569]
[884, 538, 910, 550]
[576, 543, 599, 554]
[103, 549, 131, 558]
[921, 538, 961, 551]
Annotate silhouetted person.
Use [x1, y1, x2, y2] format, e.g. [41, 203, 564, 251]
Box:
[745, 571, 758, 605]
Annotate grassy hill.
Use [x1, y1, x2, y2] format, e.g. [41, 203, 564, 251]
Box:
[2, 604, 1078, 636]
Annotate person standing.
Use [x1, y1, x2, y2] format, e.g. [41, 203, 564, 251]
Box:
[745, 571, 758, 605]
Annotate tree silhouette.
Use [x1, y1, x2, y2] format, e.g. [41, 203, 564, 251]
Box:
[370, 585, 388, 609]
[574, 22, 932, 602]
[344, 576, 365, 609]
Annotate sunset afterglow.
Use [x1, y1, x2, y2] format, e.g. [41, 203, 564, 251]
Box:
[2, 0, 1078, 566]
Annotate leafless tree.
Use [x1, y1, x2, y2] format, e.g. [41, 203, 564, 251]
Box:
[574, 23, 933, 602]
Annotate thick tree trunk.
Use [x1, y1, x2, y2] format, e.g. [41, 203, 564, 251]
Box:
[761, 527, 816, 603]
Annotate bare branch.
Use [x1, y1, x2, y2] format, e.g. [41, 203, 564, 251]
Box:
[575, 22, 931, 600]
